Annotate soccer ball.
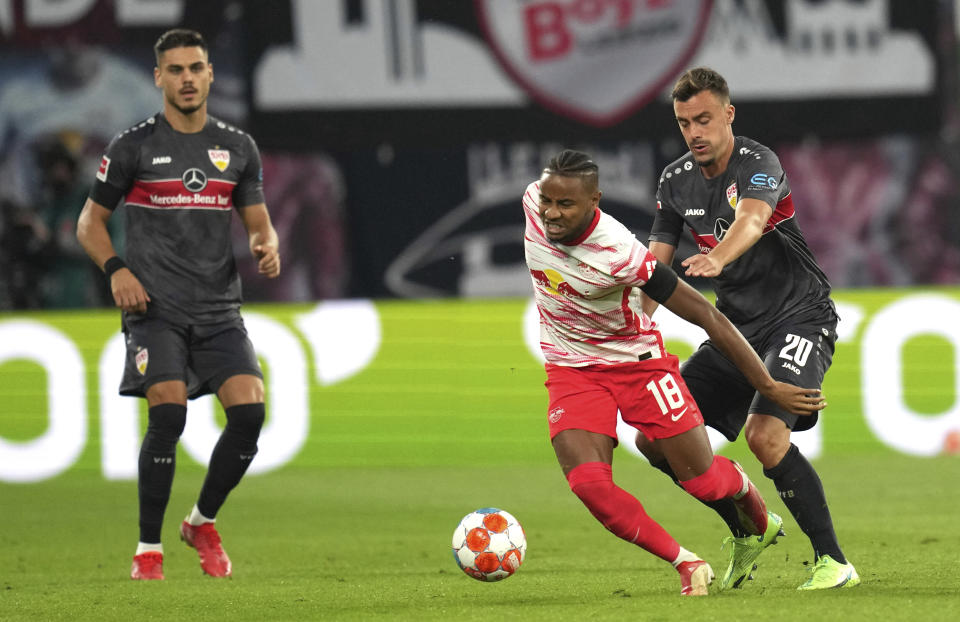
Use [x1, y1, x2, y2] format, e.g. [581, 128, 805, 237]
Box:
[451, 507, 526, 582]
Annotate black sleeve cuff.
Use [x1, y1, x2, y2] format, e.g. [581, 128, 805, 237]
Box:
[88, 182, 125, 211]
[640, 262, 679, 304]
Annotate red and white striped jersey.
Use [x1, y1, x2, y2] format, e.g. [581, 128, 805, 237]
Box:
[523, 180, 667, 366]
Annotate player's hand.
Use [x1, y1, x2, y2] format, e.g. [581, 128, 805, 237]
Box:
[681, 253, 724, 278]
[111, 268, 150, 314]
[253, 244, 281, 278]
[766, 382, 826, 415]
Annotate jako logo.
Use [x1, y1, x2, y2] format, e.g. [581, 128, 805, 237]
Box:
[152, 156, 172, 165]
[684, 209, 705, 216]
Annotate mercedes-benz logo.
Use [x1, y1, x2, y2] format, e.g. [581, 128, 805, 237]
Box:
[714, 217, 731, 241]
[181, 168, 207, 192]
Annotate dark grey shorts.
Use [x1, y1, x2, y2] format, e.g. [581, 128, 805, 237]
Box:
[681, 313, 837, 441]
[119, 314, 262, 400]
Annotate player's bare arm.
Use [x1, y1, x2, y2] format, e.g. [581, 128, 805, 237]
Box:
[239, 203, 280, 278]
[661, 277, 825, 415]
[640, 241, 677, 317]
[76, 198, 150, 313]
[681, 198, 772, 278]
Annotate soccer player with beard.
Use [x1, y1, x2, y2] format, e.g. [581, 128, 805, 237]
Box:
[77, 29, 280, 580]
[636, 67, 860, 591]
[524, 149, 825, 595]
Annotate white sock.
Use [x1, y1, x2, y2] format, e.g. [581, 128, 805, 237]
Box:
[671, 547, 701, 568]
[186, 504, 215, 527]
[732, 463, 750, 500]
[136, 542, 163, 555]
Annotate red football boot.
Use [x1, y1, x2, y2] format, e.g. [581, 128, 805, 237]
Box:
[131, 552, 164, 580]
[180, 521, 232, 577]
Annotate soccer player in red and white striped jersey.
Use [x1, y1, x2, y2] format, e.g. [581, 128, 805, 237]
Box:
[524, 149, 824, 595]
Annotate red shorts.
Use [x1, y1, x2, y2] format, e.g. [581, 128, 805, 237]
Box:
[544, 355, 704, 442]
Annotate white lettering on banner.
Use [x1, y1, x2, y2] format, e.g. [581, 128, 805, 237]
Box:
[99, 331, 137, 479]
[687, 0, 933, 98]
[862, 294, 960, 456]
[295, 300, 382, 386]
[15, 0, 181, 28]
[1, 304, 383, 483]
[254, 0, 522, 109]
[24, 0, 94, 26]
[0, 321, 86, 482]
[115, 0, 183, 26]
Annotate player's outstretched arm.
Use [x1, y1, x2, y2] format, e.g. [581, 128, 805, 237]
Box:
[681, 198, 771, 278]
[239, 203, 281, 278]
[77, 198, 150, 313]
[662, 278, 825, 415]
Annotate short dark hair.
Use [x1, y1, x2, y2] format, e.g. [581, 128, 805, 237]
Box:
[154, 28, 208, 64]
[671, 67, 729, 104]
[544, 149, 599, 190]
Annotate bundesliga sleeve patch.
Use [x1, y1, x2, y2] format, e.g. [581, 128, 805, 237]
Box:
[96, 155, 111, 182]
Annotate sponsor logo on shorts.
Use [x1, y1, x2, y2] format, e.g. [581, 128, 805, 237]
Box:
[781, 361, 802, 375]
[684, 208, 705, 216]
[135, 348, 148, 375]
[548, 407, 565, 424]
[152, 156, 172, 165]
[671, 407, 688, 422]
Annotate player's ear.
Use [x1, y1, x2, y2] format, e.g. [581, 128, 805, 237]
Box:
[209, 62, 214, 83]
[727, 104, 735, 125]
[593, 190, 602, 205]
[154, 66, 161, 88]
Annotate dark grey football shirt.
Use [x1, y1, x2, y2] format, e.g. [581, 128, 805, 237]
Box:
[651, 136, 833, 343]
[89, 113, 265, 325]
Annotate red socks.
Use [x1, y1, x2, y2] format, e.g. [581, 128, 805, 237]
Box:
[678, 455, 744, 502]
[566, 462, 680, 562]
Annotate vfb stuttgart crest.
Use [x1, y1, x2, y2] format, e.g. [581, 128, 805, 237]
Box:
[726, 180, 738, 209]
[208, 149, 230, 172]
[475, 0, 713, 127]
[135, 348, 149, 375]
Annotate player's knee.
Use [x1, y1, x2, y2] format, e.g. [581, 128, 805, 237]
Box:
[679, 456, 728, 502]
[744, 424, 789, 465]
[634, 432, 665, 465]
[144, 403, 187, 452]
[224, 403, 265, 444]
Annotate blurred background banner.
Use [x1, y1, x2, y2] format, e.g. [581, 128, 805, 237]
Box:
[0, 0, 957, 305]
[2, 289, 959, 483]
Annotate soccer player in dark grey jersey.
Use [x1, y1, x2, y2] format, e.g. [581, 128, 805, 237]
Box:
[77, 29, 280, 581]
[635, 67, 860, 591]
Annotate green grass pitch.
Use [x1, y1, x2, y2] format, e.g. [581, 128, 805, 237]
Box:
[2, 293, 960, 620]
